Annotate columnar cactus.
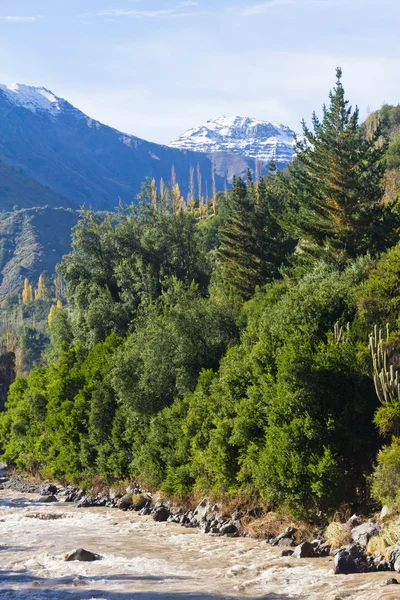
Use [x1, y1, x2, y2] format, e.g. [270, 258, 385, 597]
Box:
[334, 321, 350, 344]
[369, 324, 400, 405]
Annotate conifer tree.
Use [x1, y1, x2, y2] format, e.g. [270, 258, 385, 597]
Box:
[281, 67, 399, 260]
[218, 173, 293, 299]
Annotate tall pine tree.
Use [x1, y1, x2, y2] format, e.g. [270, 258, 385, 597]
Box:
[281, 67, 399, 261]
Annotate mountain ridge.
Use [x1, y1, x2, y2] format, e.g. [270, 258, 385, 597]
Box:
[0, 84, 262, 210]
[170, 115, 297, 165]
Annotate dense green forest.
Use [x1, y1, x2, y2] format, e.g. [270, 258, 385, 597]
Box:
[3, 69, 400, 519]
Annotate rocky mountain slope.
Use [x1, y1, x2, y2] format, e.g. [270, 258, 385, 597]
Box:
[170, 116, 297, 167]
[0, 85, 256, 210]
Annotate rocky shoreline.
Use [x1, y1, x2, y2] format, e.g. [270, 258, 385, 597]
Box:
[2, 469, 400, 584]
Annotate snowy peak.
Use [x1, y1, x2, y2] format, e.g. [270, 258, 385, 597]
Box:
[0, 84, 63, 115]
[170, 115, 296, 164]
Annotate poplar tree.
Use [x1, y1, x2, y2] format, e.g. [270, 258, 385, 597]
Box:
[22, 278, 33, 304]
[35, 274, 47, 300]
[281, 67, 399, 260]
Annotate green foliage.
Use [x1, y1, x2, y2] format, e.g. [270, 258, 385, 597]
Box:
[357, 242, 400, 329]
[218, 173, 294, 299]
[112, 279, 238, 415]
[280, 68, 399, 262]
[371, 437, 400, 511]
[19, 326, 48, 371]
[4, 68, 400, 520]
[59, 206, 211, 348]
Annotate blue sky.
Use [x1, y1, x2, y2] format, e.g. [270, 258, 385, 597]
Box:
[0, 0, 399, 143]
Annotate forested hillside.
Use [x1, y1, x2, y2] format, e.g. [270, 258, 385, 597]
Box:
[0, 207, 79, 300]
[2, 70, 400, 520]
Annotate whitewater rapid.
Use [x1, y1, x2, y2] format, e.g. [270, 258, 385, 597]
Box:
[0, 488, 399, 600]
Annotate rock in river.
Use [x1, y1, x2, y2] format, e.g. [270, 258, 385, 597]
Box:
[63, 548, 102, 562]
[293, 542, 315, 558]
[334, 545, 368, 574]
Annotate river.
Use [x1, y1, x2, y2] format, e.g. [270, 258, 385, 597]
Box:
[0, 488, 399, 600]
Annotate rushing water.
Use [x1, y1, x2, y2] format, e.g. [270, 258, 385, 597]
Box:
[0, 488, 399, 600]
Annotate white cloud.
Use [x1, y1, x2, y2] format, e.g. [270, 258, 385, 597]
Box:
[88, 4, 203, 19]
[241, 0, 295, 15]
[240, 0, 346, 15]
[0, 16, 38, 23]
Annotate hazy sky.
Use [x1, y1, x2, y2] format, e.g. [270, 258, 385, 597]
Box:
[0, 0, 399, 143]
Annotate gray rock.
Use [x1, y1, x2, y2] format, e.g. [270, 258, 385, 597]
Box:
[351, 522, 379, 546]
[117, 494, 133, 509]
[40, 484, 58, 496]
[334, 545, 368, 574]
[153, 506, 170, 522]
[109, 488, 122, 501]
[380, 505, 391, 520]
[281, 549, 294, 557]
[192, 498, 210, 525]
[389, 544, 400, 573]
[38, 495, 58, 503]
[219, 522, 239, 537]
[293, 542, 314, 558]
[64, 548, 102, 562]
[276, 537, 296, 547]
[383, 578, 399, 586]
[270, 527, 297, 547]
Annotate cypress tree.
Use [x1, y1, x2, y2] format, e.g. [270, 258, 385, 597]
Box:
[281, 67, 399, 260]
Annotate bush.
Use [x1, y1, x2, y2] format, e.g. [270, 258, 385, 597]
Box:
[371, 437, 400, 511]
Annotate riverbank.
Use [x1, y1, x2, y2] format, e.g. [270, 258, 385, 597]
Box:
[0, 466, 317, 543]
[2, 484, 400, 600]
[3, 466, 400, 585]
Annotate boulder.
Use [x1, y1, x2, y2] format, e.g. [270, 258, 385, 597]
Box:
[219, 522, 239, 537]
[270, 527, 297, 547]
[40, 484, 58, 496]
[77, 496, 97, 508]
[351, 522, 379, 546]
[293, 542, 314, 558]
[383, 578, 399, 586]
[277, 537, 296, 547]
[64, 548, 102, 562]
[139, 506, 152, 516]
[131, 494, 150, 511]
[333, 545, 368, 574]
[116, 494, 133, 509]
[153, 506, 170, 522]
[38, 495, 58, 503]
[380, 505, 391, 520]
[192, 498, 210, 525]
[389, 543, 400, 572]
[109, 488, 122, 501]
[281, 549, 294, 557]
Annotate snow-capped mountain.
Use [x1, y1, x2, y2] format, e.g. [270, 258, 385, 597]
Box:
[0, 84, 250, 210]
[170, 116, 296, 166]
[0, 83, 63, 115]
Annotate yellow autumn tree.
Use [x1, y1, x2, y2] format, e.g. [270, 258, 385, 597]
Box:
[22, 278, 33, 304]
[172, 183, 185, 214]
[48, 300, 63, 326]
[35, 274, 47, 300]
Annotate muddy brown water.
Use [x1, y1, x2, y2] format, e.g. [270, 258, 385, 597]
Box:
[0, 489, 399, 600]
